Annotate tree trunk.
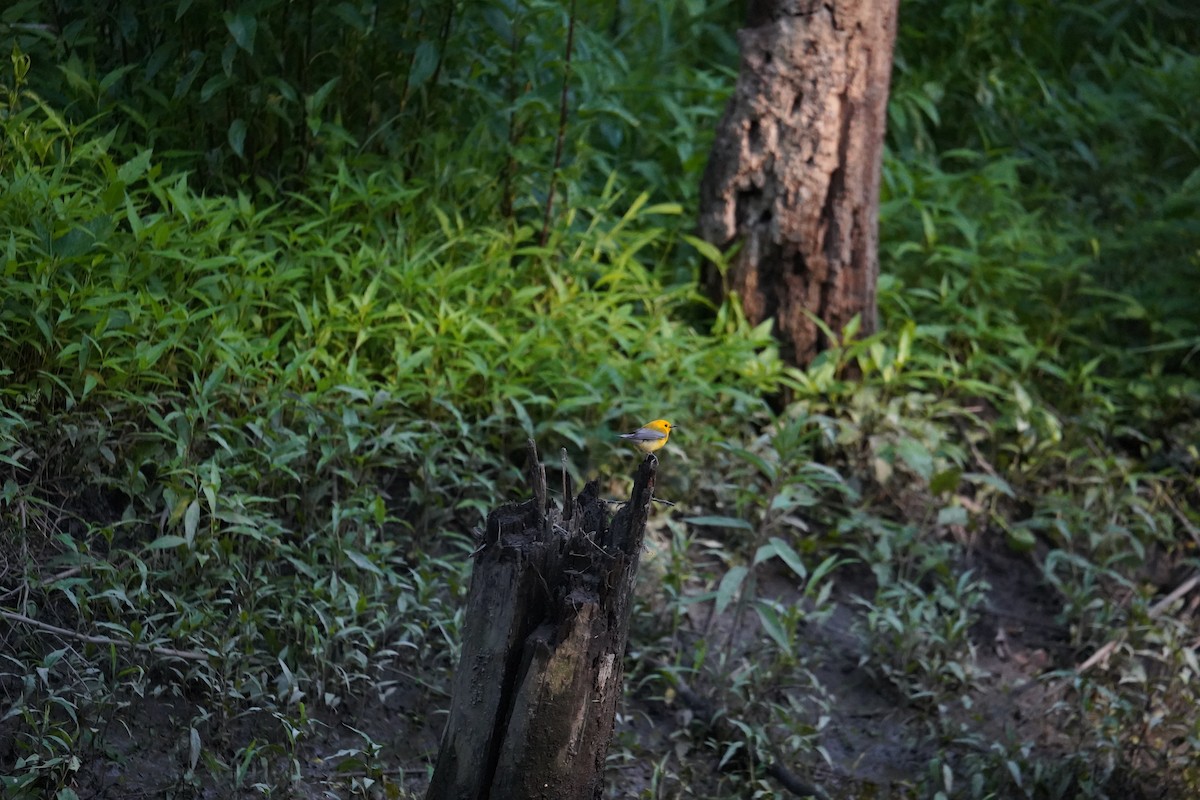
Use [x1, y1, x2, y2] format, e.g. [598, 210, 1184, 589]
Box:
[426, 441, 656, 800]
[698, 0, 898, 366]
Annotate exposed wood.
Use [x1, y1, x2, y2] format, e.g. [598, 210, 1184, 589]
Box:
[699, 0, 899, 366]
[560, 447, 574, 522]
[426, 440, 657, 800]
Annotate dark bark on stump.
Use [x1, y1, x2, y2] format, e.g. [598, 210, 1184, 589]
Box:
[698, 0, 899, 366]
[426, 441, 656, 800]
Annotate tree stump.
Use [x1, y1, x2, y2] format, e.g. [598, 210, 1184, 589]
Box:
[426, 440, 656, 800]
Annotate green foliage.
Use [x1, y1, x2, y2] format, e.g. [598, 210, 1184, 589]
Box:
[854, 520, 990, 701]
[0, 36, 779, 794]
[1, 0, 739, 208]
[2, 0, 1199, 797]
[893, 0, 1200, 375]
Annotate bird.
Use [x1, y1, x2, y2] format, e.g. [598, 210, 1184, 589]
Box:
[618, 419, 676, 455]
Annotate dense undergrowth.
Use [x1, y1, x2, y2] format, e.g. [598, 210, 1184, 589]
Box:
[3, 0, 1200, 797]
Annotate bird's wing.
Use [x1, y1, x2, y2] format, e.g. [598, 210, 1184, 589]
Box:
[620, 427, 667, 442]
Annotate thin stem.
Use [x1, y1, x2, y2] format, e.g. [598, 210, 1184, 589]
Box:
[539, 0, 578, 247]
[501, 14, 523, 218]
[2, 608, 209, 662]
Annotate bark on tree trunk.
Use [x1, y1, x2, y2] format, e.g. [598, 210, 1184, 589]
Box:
[699, 0, 898, 366]
[426, 441, 656, 800]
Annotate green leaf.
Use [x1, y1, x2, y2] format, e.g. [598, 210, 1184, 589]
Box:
[224, 11, 257, 53]
[753, 542, 777, 566]
[123, 193, 144, 239]
[117, 148, 154, 184]
[99, 64, 137, 95]
[345, 550, 384, 576]
[753, 602, 792, 654]
[147, 535, 187, 550]
[767, 536, 807, 581]
[769, 484, 817, 510]
[184, 499, 200, 544]
[332, 2, 369, 31]
[228, 119, 247, 158]
[1006, 526, 1037, 553]
[1006, 759, 1023, 787]
[510, 397, 534, 438]
[842, 314, 862, 341]
[200, 74, 233, 103]
[720, 443, 776, 482]
[308, 77, 341, 115]
[408, 42, 439, 88]
[189, 727, 201, 771]
[937, 505, 968, 527]
[717, 740, 743, 770]
[896, 438, 934, 480]
[683, 515, 753, 531]
[715, 566, 748, 616]
[807, 555, 843, 588]
[682, 234, 725, 264]
[896, 320, 914, 366]
[930, 468, 961, 495]
[964, 472, 1015, 497]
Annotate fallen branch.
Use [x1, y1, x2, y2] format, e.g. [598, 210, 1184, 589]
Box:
[0, 566, 82, 602]
[1, 608, 209, 662]
[1076, 573, 1200, 673]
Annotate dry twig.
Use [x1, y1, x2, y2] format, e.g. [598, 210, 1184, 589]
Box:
[1076, 573, 1200, 673]
[1, 608, 209, 661]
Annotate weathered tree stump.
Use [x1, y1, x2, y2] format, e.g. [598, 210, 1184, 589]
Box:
[426, 440, 656, 800]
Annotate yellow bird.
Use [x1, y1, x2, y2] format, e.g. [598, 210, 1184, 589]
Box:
[619, 419, 676, 455]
